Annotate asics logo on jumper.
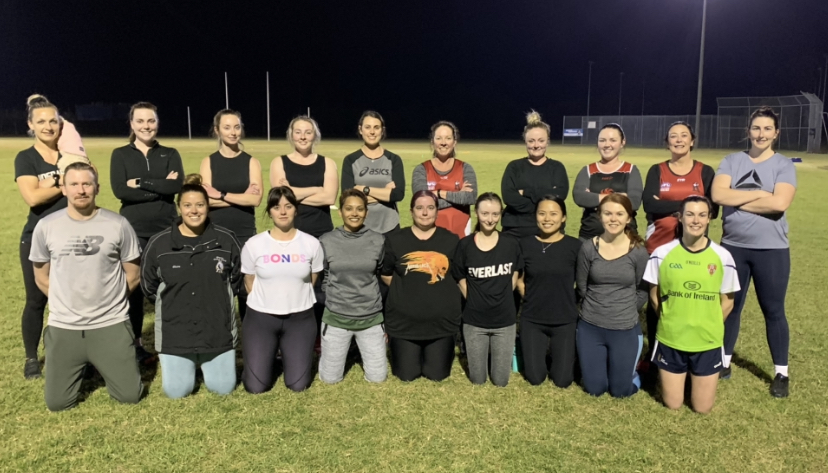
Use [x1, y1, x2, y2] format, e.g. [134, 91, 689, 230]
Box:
[359, 167, 390, 177]
[59, 236, 104, 256]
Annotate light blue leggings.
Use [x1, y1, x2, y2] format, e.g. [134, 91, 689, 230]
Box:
[159, 349, 237, 399]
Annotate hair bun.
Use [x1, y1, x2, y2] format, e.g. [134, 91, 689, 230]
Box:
[526, 110, 542, 125]
[26, 94, 49, 108]
[183, 173, 203, 186]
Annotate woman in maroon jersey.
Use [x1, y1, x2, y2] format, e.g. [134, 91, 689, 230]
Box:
[640, 121, 718, 370]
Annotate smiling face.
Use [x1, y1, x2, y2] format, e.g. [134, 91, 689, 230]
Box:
[749, 116, 779, 153]
[216, 114, 242, 147]
[62, 168, 98, 211]
[130, 108, 158, 144]
[600, 202, 631, 237]
[269, 196, 297, 231]
[525, 127, 548, 160]
[411, 195, 438, 230]
[475, 199, 502, 233]
[340, 196, 367, 232]
[179, 191, 208, 231]
[28, 107, 60, 144]
[597, 128, 625, 161]
[359, 116, 384, 147]
[680, 201, 710, 240]
[291, 119, 316, 154]
[431, 125, 456, 159]
[667, 124, 694, 157]
[536, 199, 566, 236]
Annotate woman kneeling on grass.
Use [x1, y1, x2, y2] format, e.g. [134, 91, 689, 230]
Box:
[576, 194, 649, 398]
[644, 196, 739, 413]
[318, 190, 387, 384]
[381, 190, 461, 382]
[241, 187, 324, 393]
[453, 193, 523, 387]
[141, 174, 242, 399]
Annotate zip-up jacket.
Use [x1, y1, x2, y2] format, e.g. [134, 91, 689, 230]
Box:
[110, 142, 185, 238]
[141, 219, 242, 355]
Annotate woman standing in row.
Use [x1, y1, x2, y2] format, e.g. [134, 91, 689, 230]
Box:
[241, 187, 324, 393]
[576, 194, 648, 398]
[382, 191, 462, 382]
[573, 123, 643, 240]
[712, 107, 797, 397]
[501, 111, 569, 239]
[341, 111, 406, 235]
[110, 102, 185, 364]
[453, 193, 522, 387]
[199, 109, 263, 320]
[517, 196, 582, 388]
[412, 121, 477, 238]
[141, 174, 242, 399]
[15, 95, 68, 379]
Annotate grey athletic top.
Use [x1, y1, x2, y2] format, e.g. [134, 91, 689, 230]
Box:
[319, 226, 385, 318]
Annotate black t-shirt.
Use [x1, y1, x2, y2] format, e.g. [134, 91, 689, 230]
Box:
[453, 234, 523, 328]
[519, 234, 582, 325]
[382, 227, 461, 340]
[14, 147, 67, 238]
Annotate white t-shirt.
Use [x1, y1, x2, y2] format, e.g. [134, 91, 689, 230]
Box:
[241, 230, 324, 315]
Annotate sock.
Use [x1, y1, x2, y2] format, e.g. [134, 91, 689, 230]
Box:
[723, 355, 732, 368]
[775, 365, 788, 377]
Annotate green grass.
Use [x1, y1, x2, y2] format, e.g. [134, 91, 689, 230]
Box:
[1, 137, 826, 472]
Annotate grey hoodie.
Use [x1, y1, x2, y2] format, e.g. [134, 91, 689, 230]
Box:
[319, 226, 385, 318]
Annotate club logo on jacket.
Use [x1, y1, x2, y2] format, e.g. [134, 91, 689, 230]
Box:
[59, 236, 104, 257]
[402, 251, 449, 284]
[214, 256, 226, 273]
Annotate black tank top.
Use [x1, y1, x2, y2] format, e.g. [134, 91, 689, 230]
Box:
[209, 151, 256, 241]
[281, 155, 333, 238]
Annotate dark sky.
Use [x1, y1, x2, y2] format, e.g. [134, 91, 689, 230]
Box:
[2, 0, 827, 139]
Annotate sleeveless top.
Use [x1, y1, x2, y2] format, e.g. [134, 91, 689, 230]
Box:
[579, 161, 638, 239]
[645, 161, 706, 254]
[281, 155, 333, 238]
[423, 159, 471, 238]
[209, 151, 256, 242]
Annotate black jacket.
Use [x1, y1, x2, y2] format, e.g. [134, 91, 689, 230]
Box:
[141, 219, 242, 355]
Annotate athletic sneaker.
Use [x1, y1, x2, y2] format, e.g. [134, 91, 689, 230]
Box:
[719, 366, 732, 379]
[770, 373, 789, 398]
[135, 345, 157, 365]
[24, 358, 41, 380]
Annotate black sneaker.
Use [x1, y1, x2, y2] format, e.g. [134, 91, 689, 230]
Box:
[770, 373, 789, 398]
[719, 366, 731, 379]
[135, 345, 157, 365]
[24, 358, 41, 380]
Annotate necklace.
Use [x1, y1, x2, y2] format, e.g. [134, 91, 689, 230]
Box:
[541, 241, 554, 253]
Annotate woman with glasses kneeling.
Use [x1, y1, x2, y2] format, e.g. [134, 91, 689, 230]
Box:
[141, 174, 242, 399]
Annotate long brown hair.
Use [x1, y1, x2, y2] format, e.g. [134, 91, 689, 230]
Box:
[597, 193, 644, 249]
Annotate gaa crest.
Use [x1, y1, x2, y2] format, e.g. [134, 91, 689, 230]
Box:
[708, 263, 717, 275]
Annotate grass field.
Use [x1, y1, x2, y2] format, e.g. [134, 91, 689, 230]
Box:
[1, 137, 826, 472]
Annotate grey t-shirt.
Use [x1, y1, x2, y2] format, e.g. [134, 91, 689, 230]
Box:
[30, 208, 141, 330]
[319, 226, 385, 317]
[576, 239, 649, 330]
[717, 152, 797, 249]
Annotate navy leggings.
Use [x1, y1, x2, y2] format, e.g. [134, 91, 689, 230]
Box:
[576, 319, 642, 398]
[722, 245, 790, 366]
[242, 307, 317, 393]
[389, 336, 455, 382]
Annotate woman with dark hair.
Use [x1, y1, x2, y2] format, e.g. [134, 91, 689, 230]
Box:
[501, 111, 569, 239]
[199, 109, 262, 320]
[452, 193, 523, 386]
[381, 190, 462, 381]
[640, 121, 717, 370]
[341, 111, 406, 235]
[517, 196, 582, 388]
[240, 186, 324, 393]
[712, 107, 797, 397]
[15, 95, 68, 378]
[110, 102, 185, 364]
[318, 189, 387, 384]
[141, 174, 242, 399]
[411, 121, 477, 238]
[576, 194, 649, 398]
[573, 123, 643, 240]
[644, 196, 740, 413]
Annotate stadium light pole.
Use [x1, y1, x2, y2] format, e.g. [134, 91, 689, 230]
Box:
[266, 72, 271, 141]
[225, 72, 229, 109]
[641, 79, 646, 116]
[586, 61, 594, 118]
[694, 0, 708, 143]
[618, 72, 624, 115]
[822, 54, 828, 105]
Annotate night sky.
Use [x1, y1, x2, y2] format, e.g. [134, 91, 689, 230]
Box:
[2, 0, 827, 139]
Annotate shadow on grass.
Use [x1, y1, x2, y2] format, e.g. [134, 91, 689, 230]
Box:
[732, 352, 773, 384]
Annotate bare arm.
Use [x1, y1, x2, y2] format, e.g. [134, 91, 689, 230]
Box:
[738, 183, 796, 214]
[122, 259, 141, 295]
[649, 284, 660, 315]
[33, 262, 50, 296]
[516, 272, 526, 298]
[711, 174, 772, 207]
[512, 271, 519, 291]
[311, 272, 321, 286]
[17, 176, 63, 208]
[272, 157, 339, 206]
[244, 274, 255, 295]
[202, 157, 263, 208]
[458, 279, 468, 299]
[721, 292, 735, 320]
[381, 275, 392, 286]
[201, 157, 229, 208]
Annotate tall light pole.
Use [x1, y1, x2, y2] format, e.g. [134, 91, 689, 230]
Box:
[822, 54, 828, 105]
[641, 79, 646, 116]
[586, 60, 595, 118]
[618, 72, 624, 115]
[694, 0, 708, 140]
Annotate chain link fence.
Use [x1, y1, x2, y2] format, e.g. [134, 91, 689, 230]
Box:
[562, 115, 717, 148]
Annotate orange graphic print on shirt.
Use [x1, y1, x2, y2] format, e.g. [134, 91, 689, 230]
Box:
[402, 251, 449, 284]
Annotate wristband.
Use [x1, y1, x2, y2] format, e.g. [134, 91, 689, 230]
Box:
[220, 191, 227, 201]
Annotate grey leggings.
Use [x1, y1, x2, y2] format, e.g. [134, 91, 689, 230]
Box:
[462, 323, 516, 387]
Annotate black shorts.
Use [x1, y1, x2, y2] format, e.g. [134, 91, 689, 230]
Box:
[651, 341, 723, 377]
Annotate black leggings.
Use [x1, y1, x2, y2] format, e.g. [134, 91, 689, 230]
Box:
[520, 320, 577, 388]
[126, 237, 149, 339]
[20, 237, 47, 359]
[389, 336, 455, 382]
[242, 307, 316, 393]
